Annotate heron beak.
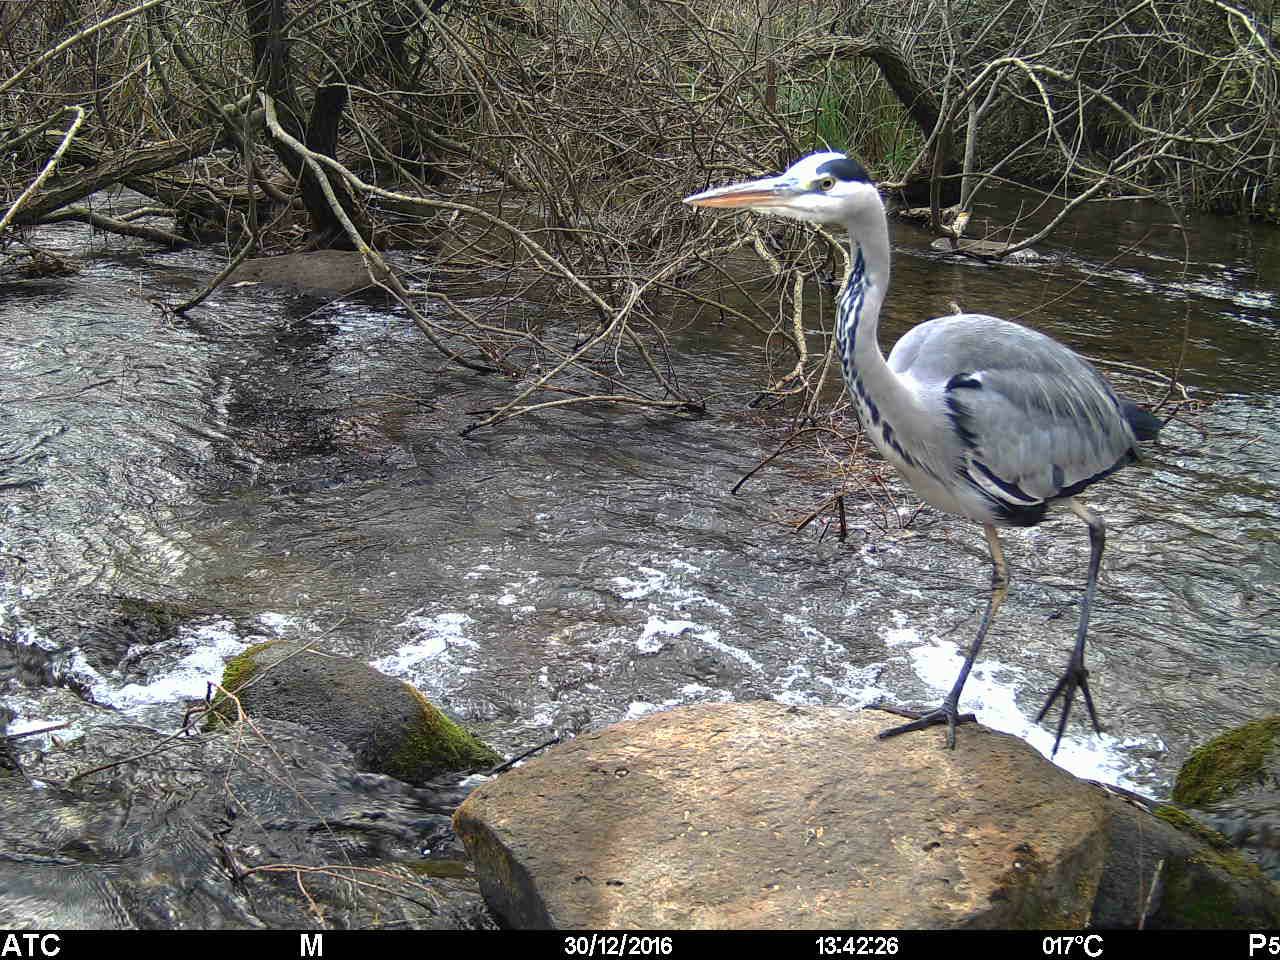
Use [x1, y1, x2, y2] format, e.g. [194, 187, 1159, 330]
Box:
[683, 175, 792, 209]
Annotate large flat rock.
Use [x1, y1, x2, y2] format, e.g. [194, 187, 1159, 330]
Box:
[228, 251, 379, 296]
[453, 701, 1109, 928]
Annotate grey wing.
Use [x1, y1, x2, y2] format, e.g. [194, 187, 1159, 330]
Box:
[889, 314, 1139, 521]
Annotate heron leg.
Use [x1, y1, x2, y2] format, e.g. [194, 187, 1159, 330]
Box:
[875, 524, 1007, 748]
[1036, 499, 1105, 756]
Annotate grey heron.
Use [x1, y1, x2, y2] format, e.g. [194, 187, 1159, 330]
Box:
[684, 152, 1161, 756]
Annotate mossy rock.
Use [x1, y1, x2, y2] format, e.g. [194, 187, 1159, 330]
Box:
[1091, 793, 1280, 928]
[1156, 848, 1280, 928]
[1153, 804, 1235, 852]
[1172, 716, 1280, 809]
[208, 640, 501, 785]
[206, 639, 278, 727]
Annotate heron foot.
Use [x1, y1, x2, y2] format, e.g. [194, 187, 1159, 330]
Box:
[868, 701, 977, 749]
[1035, 656, 1103, 756]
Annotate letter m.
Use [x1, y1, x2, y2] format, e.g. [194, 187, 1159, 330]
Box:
[300, 934, 323, 957]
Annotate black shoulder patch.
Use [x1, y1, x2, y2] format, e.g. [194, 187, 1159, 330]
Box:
[965, 461, 1048, 527]
[815, 156, 872, 183]
[1120, 398, 1162, 442]
[946, 373, 982, 391]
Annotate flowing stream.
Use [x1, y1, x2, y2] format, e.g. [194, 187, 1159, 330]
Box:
[3, 189, 1278, 812]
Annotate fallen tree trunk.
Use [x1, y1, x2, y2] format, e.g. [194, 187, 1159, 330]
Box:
[782, 36, 943, 143]
[9, 127, 222, 226]
[38, 207, 189, 247]
[781, 34, 959, 205]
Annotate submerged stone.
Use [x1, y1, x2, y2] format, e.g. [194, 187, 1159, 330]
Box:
[227, 251, 383, 296]
[0, 716, 486, 928]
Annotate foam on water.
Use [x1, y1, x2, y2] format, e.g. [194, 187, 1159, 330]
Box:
[638, 615, 699, 652]
[698, 630, 763, 672]
[612, 558, 1051, 738]
[371, 610, 476, 693]
[0, 616, 294, 737]
[615, 561, 765, 674]
[97, 619, 249, 715]
[612, 567, 669, 600]
[0, 546, 1164, 794]
[886, 622, 1151, 789]
[624, 700, 666, 720]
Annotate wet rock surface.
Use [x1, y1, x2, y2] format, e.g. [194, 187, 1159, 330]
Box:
[228, 251, 386, 296]
[212, 640, 502, 785]
[1093, 797, 1280, 928]
[456, 702, 1110, 928]
[1171, 716, 1280, 884]
[0, 715, 489, 929]
[453, 702, 1280, 929]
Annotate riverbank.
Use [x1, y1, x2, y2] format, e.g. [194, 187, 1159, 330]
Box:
[2, 193, 1279, 925]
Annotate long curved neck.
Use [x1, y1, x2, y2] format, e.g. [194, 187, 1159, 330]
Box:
[834, 206, 916, 429]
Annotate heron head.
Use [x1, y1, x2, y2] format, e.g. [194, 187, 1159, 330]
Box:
[683, 151, 881, 227]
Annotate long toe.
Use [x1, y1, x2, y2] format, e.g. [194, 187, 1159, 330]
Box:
[870, 702, 977, 749]
[1036, 663, 1103, 756]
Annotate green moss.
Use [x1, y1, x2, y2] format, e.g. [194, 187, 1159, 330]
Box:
[203, 639, 284, 730]
[1147, 799, 1280, 927]
[1172, 716, 1280, 808]
[1191, 839, 1268, 885]
[383, 686, 502, 781]
[1158, 853, 1280, 927]
[1154, 805, 1272, 888]
[200, 642, 502, 782]
[1153, 805, 1235, 852]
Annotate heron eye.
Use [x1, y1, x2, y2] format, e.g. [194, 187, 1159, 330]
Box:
[818, 176, 836, 192]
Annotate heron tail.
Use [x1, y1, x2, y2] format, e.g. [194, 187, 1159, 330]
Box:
[1121, 399, 1163, 441]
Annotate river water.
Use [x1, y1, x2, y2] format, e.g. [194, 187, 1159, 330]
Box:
[2, 190, 1277, 808]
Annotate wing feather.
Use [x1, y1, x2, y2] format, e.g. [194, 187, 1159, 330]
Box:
[888, 314, 1139, 512]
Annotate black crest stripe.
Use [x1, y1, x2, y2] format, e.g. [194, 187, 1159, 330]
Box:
[815, 156, 871, 183]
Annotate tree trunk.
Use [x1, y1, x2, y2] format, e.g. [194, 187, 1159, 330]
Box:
[241, 0, 372, 248]
[306, 0, 428, 172]
[785, 38, 942, 141]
